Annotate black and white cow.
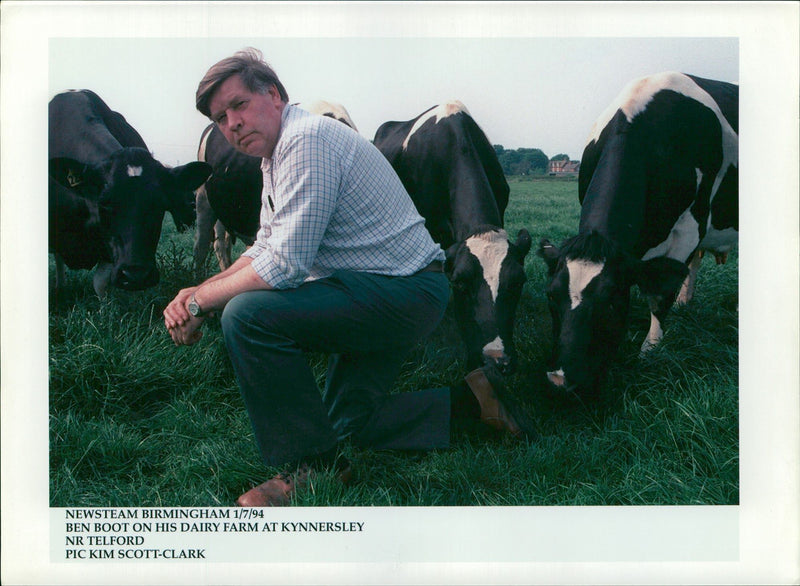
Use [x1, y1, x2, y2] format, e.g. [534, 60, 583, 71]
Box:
[193, 100, 358, 273]
[373, 101, 531, 374]
[192, 122, 262, 273]
[49, 89, 212, 296]
[538, 71, 738, 396]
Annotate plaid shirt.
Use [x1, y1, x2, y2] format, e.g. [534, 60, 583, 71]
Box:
[243, 104, 444, 289]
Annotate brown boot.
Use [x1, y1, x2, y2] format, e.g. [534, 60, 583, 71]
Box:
[236, 463, 353, 507]
[464, 367, 522, 437]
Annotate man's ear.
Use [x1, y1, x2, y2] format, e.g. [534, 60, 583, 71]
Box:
[632, 256, 689, 298]
[268, 84, 284, 104]
[536, 238, 560, 275]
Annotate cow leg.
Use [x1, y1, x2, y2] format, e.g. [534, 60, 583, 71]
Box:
[676, 249, 704, 305]
[640, 286, 681, 355]
[213, 220, 233, 271]
[193, 186, 215, 278]
[641, 312, 664, 354]
[93, 262, 113, 298]
[54, 254, 66, 291]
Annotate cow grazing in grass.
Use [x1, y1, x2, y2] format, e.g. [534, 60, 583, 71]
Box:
[193, 100, 358, 274]
[49, 89, 212, 296]
[373, 101, 531, 374]
[538, 72, 738, 396]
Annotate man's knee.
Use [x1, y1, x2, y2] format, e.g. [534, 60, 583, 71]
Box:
[220, 291, 263, 341]
[221, 289, 297, 344]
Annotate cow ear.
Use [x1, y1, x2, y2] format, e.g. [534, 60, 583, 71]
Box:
[444, 243, 460, 278]
[169, 161, 213, 192]
[165, 190, 196, 232]
[537, 238, 560, 275]
[632, 257, 689, 298]
[444, 242, 474, 287]
[49, 157, 104, 193]
[163, 162, 212, 231]
[49, 158, 77, 186]
[513, 229, 532, 260]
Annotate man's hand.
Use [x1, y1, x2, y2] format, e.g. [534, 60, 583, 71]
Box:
[164, 287, 205, 346]
[164, 287, 197, 329]
[163, 256, 266, 346]
[166, 315, 205, 346]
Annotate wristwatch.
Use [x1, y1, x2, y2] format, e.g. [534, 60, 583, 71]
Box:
[187, 292, 206, 318]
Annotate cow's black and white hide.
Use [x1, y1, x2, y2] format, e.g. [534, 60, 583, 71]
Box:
[374, 101, 531, 374]
[49, 89, 211, 296]
[538, 72, 738, 396]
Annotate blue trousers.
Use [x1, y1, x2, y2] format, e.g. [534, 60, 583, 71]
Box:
[220, 269, 452, 468]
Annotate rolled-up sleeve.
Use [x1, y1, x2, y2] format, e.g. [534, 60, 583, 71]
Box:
[244, 132, 341, 289]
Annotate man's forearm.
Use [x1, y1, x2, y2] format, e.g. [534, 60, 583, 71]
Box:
[202, 254, 255, 285]
[193, 258, 272, 313]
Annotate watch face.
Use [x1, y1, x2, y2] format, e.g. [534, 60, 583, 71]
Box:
[188, 299, 200, 316]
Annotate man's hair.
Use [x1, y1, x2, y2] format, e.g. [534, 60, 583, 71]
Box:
[195, 47, 289, 117]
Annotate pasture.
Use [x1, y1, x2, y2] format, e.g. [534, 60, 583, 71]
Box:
[49, 176, 739, 507]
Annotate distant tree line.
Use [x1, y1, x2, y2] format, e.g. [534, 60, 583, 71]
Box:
[493, 145, 575, 176]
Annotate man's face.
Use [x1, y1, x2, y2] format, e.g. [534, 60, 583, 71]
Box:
[208, 74, 284, 158]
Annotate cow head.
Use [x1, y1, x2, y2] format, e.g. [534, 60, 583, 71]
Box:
[538, 231, 688, 397]
[50, 148, 211, 291]
[445, 226, 531, 374]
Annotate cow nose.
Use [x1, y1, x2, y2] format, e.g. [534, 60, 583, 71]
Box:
[546, 369, 567, 388]
[482, 337, 515, 374]
[483, 352, 514, 376]
[545, 369, 586, 398]
[116, 265, 159, 290]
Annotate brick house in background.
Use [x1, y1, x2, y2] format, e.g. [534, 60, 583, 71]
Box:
[548, 159, 581, 176]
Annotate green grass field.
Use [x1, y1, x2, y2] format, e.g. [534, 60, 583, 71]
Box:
[49, 176, 739, 507]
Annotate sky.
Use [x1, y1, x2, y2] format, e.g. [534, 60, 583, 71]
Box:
[48, 35, 738, 167]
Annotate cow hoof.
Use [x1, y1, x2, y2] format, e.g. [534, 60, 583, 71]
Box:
[674, 294, 691, 306]
[639, 338, 659, 356]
